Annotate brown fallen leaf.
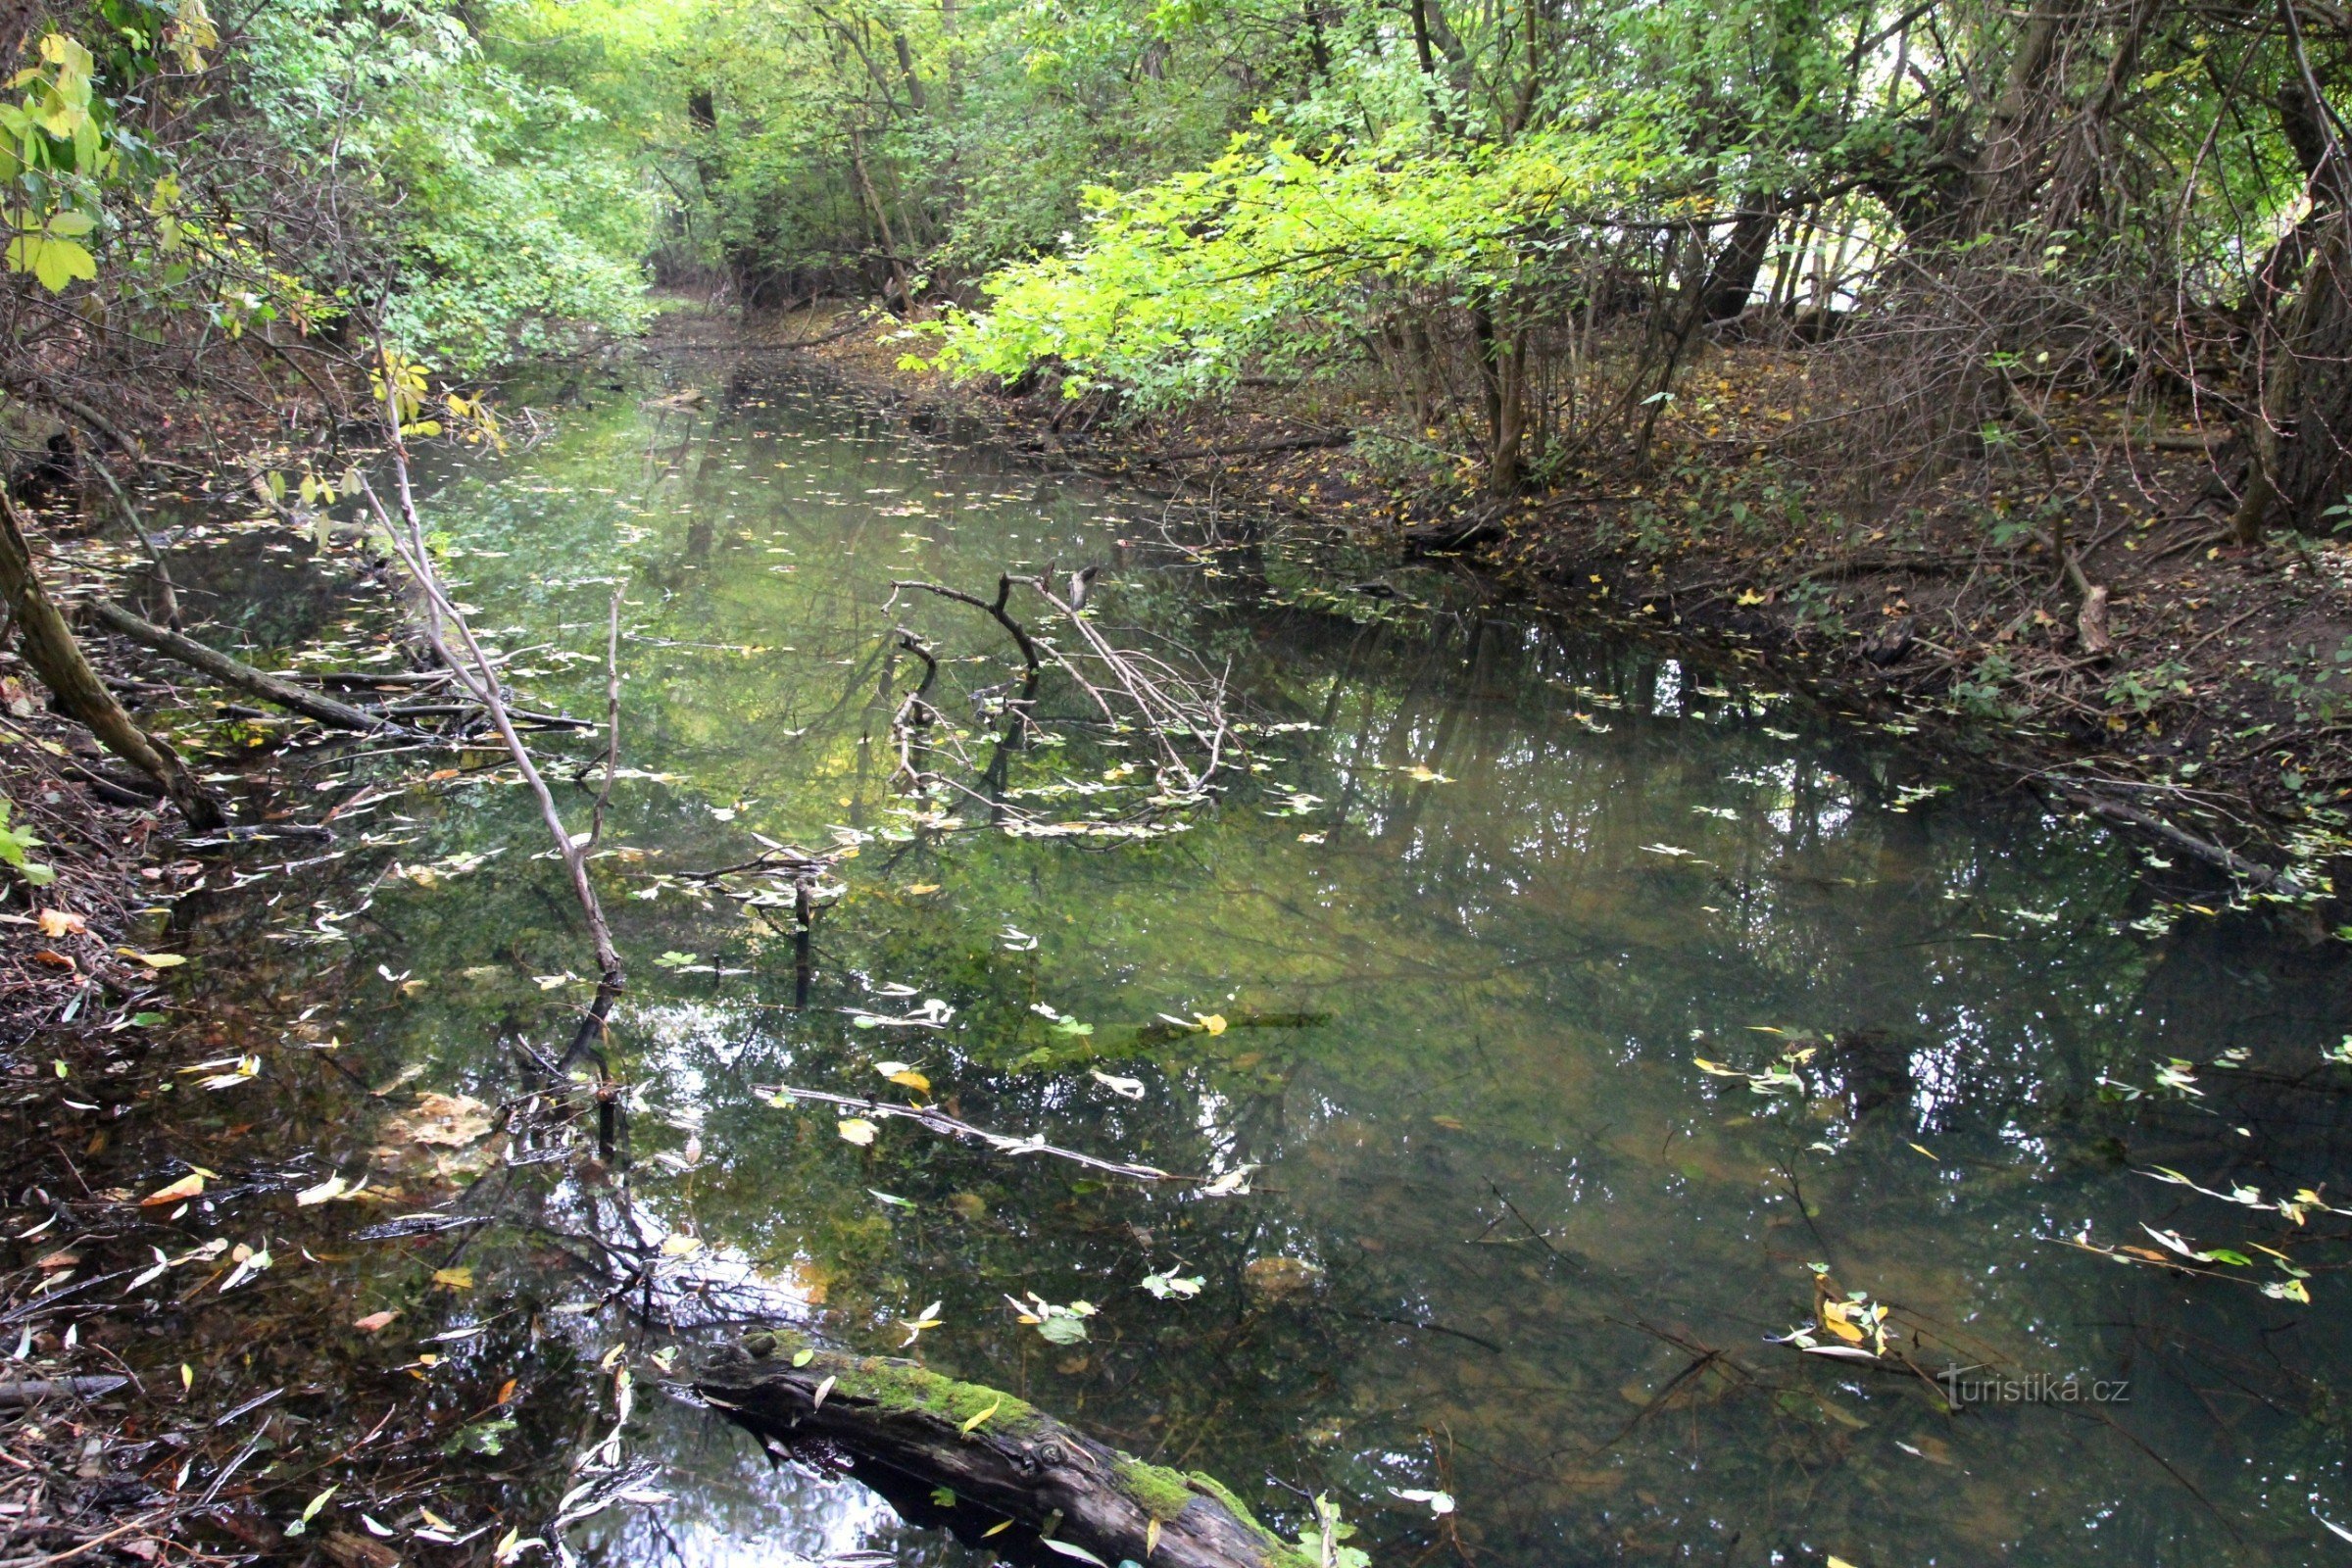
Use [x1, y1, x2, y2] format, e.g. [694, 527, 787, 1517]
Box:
[36, 908, 85, 938]
[352, 1309, 400, 1333]
[381, 1092, 495, 1147]
[33, 949, 75, 969]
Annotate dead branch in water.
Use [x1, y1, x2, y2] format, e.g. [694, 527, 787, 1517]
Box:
[752, 1083, 1183, 1182]
[358, 371, 624, 1065]
[84, 600, 395, 734]
[885, 569, 1234, 832]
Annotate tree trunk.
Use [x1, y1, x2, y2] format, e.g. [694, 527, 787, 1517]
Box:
[850, 126, 914, 315]
[695, 1332, 1312, 1568]
[0, 493, 225, 829]
[2272, 209, 2352, 535]
[1699, 201, 1779, 321]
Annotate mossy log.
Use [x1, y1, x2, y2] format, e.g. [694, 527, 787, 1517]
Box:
[695, 1330, 1310, 1568]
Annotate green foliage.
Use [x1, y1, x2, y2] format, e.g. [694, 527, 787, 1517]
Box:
[926, 122, 1690, 403]
[0, 795, 57, 887]
[233, 0, 657, 368]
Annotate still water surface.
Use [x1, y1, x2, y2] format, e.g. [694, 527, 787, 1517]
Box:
[182, 354, 2352, 1565]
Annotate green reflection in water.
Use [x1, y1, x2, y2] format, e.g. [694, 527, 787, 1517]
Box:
[194, 358, 2352, 1567]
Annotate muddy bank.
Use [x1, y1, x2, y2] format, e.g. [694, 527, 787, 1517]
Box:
[703, 300, 2352, 891]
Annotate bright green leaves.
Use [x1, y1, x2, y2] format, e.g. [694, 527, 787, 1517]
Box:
[929, 123, 1690, 406]
[5, 217, 96, 292]
[24, 32, 97, 142]
[0, 796, 56, 887]
[2, 32, 111, 293]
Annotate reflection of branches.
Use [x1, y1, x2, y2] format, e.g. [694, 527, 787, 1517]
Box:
[884, 569, 1235, 834]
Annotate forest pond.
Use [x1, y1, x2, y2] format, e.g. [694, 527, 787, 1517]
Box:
[163, 352, 2352, 1567]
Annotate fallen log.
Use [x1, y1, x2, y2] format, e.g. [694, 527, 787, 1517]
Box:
[1136, 432, 1352, 465]
[83, 601, 393, 733]
[0, 493, 225, 829]
[0, 1375, 129, 1406]
[695, 1330, 1312, 1568]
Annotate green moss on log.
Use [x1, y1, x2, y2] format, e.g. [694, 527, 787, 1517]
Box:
[1109, 1453, 1199, 1521]
[739, 1329, 1043, 1434]
[1183, 1469, 1295, 1554]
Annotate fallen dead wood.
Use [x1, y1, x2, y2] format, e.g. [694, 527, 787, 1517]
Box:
[0, 493, 224, 829]
[83, 601, 393, 733]
[0, 1375, 129, 1406]
[695, 1331, 1310, 1568]
[2044, 780, 2304, 895]
[1135, 431, 1352, 464]
[753, 1083, 1181, 1182]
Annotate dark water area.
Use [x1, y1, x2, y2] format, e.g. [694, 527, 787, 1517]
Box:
[149, 353, 2352, 1566]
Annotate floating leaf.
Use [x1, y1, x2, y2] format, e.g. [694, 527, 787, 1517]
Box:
[295, 1174, 348, 1206]
[140, 1173, 204, 1206]
[354, 1310, 399, 1333]
[432, 1266, 474, 1291]
[837, 1118, 879, 1146]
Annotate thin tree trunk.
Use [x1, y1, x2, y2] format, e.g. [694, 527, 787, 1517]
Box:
[850, 126, 914, 314]
[0, 492, 224, 829]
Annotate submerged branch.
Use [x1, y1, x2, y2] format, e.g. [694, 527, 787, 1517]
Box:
[752, 1084, 1182, 1182]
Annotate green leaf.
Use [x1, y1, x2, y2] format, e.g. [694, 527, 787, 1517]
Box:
[1035, 1314, 1088, 1345]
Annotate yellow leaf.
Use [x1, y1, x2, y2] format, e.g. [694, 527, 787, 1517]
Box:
[1820, 1301, 1867, 1342]
[660, 1234, 704, 1257]
[1693, 1057, 1742, 1076]
[1907, 1142, 1938, 1160]
[887, 1070, 932, 1094]
[1147, 1519, 1161, 1558]
[1828, 1558, 1861, 1568]
[133, 952, 189, 969]
[837, 1117, 879, 1146]
[960, 1398, 1001, 1435]
[1197, 1014, 1227, 1036]
[139, 1173, 203, 1205]
[432, 1266, 474, 1290]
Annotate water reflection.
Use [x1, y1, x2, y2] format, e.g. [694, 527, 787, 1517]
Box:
[178, 357, 2352, 1566]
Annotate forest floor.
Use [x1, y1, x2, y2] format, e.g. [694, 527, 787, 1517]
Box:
[726, 299, 2352, 893]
